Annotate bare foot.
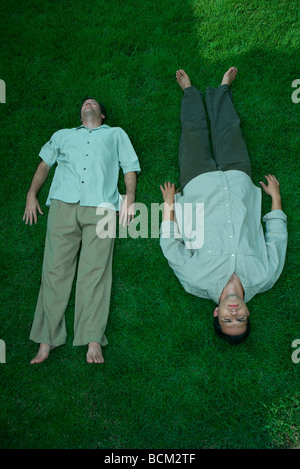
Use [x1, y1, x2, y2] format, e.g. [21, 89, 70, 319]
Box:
[221, 67, 237, 86]
[86, 342, 104, 364]
[176, 69, 192, 91]
[30, 343, 55, 364]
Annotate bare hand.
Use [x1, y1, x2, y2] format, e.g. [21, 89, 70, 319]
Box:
[23, 194, 44, 225]
[119, 195, 135, 227]
[160, 181, 177, 205]
[259, 174, 281, 198]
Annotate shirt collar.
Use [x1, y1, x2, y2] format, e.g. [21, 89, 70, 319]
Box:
[76, 124, 109, 131]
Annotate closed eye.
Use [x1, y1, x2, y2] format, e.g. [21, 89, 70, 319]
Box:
[222, 318, 246, 323]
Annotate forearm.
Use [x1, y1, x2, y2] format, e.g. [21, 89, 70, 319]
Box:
[163, 202, 175, 222]
[271, 194, 282, 211]
[27, 160, 50, 197]
[124, 171, 137, 202]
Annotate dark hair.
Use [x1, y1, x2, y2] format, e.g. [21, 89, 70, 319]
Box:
[79, 96, 106, 121]
[213, 316, 250, 345]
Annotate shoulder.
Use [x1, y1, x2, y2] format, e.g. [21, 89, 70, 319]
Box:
[49, 128, 77, 141]
[104, 125, 126, 134]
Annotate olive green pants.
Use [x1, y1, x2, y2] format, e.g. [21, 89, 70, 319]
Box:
[29, 200, 115, 347]
[179, 84, 252, 189]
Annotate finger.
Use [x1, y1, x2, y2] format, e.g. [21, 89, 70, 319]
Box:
[119, 214, 126, 227]
[118, 211, 125, 225]
[128, 214, 134, 225]
[121, 209, 129, 228]
[265, 175, 271, 184]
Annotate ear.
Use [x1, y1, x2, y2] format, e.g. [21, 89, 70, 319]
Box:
[213, 307, 219, 317]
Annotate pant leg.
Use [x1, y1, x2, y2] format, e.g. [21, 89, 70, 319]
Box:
[29, 200, 82, 346]
[73, 206, 115, 346]
[179, 86, 217, 189]
[205, 84, 252, 177]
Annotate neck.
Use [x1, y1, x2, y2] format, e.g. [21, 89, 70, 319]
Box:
[219, 273, 244, 302]
[81, 118, 103, 129]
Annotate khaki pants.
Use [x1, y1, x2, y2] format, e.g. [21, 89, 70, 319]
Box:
[179, 84, 252, 189]
[29, 200, 115, 347]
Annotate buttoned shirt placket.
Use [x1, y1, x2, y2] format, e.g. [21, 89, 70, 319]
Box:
[215, 173, 237, 296]
[80, 128, 94, 202]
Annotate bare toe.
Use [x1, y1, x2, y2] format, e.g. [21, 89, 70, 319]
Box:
[86, 343, 104, 364]
[221, 67, 237, 86]
[30, 344, 54, 364]
[176, 69, 191, 90]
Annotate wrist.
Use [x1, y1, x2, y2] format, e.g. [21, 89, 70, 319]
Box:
[271, 194, 282, 210]
[126, 194, 135, 203]
[27, 190, 37, 199]
[163, 199, 174, 206]
[163, 201, 174, 221]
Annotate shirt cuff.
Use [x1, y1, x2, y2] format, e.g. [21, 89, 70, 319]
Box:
[39, 153, 54, 168]
[160, 220, 181, 239]
[122, 165, 141, 174]
[262, 209, 287, 223]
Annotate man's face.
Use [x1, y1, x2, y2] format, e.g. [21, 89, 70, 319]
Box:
[81, 99, 102, 120]
[214, 295, 249, 336]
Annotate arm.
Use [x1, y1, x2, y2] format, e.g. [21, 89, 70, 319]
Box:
[160, 181, 175, 221]
[23, 160, 51, 225]
[259, 174, 282, 211]
[119, 171, 137, 226]
[258, 174, 287, 291]
[159, 181, 192, 266]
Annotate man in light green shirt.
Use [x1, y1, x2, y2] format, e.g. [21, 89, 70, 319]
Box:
[23, 97, 141, 363]
[160, 68, 287, 345]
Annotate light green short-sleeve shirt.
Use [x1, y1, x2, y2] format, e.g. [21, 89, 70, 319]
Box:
[40, 124, 141, 209]
[160, 170, 288, 304]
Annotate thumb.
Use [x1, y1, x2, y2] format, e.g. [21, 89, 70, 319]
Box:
[37, 203, 44, 215]
[259, 181, 266, 189]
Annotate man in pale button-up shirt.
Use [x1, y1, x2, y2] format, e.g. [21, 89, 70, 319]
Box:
[23, 97, 141, 363]
[160, 69, 287, 345]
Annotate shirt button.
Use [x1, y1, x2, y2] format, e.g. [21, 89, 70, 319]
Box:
[86, 154, 88, 156]
[229, 235, 233, 238]
[231, 253, 235, 257]
[226, 204, 229, 207]
[82, 181, 84, 183]
[224, 187, 228, 190]
[227, 220, 231, 223]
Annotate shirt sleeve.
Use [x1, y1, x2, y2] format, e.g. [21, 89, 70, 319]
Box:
[160, 220, 193, 267]
[39, 131, 61, 168]
[259, 209, 288, 292]
[116, 128, 141, 174]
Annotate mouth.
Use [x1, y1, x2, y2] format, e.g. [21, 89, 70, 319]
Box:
[228, 304, 239, 307]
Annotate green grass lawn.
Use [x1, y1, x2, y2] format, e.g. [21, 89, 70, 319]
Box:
[0, 0, 299, 449]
